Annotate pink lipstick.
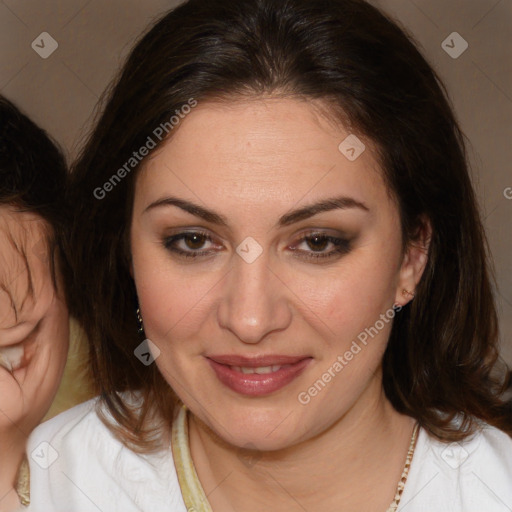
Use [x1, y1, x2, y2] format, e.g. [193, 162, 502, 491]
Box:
[207, 354, 312, 396]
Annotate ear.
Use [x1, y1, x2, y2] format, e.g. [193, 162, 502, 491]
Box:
[394, 216, 431, 307]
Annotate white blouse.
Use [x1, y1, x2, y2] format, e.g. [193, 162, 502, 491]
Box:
[26, 397, 512, 512]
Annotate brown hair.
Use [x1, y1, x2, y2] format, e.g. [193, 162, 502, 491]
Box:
[65, 0, 512, 450]
[0, 95, 68, 293]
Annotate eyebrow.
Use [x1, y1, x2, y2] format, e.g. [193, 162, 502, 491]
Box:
[143, 194, 369, 228]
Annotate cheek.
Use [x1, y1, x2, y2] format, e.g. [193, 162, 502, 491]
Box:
[133, 245, 219, 344]
[291, 244, 401, 342]
[139, 282, 214, 344]
[41, 297, 70, 381]
[52, 300, 70, 368]
[132, 216, 402, 357]
[18, 298, 69, 426]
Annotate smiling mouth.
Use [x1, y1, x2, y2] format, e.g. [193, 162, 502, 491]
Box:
[206, 355, 313, 396]
[0, 344, 24, 372]
[229, 364, 292, 374]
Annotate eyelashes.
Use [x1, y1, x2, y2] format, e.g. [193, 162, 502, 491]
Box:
[162, 230, 352, 262]
[162, 231, 217, 259]
[289, 233, 351, 260]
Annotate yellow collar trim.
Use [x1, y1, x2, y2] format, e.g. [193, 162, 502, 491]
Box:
[16, 455, 30, 506]
[171, 406, 213, 512]
[171, 406, 419, 512]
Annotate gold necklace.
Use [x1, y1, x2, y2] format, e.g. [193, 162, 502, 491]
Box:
[171, 406, 419, 512]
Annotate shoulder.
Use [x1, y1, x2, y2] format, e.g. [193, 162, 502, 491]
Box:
[26, 396, 187, 512]
[400, 422, 512, 512]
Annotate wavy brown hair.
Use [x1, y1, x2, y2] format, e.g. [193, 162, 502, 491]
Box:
[65, 0, 512, 450]
[0, 95, 68, 289]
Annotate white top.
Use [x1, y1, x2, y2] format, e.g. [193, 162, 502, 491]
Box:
[26, 397, 512, 512]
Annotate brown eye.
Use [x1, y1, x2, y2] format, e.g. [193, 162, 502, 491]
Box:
[162, 230, 222, 260]
[183, 233, 207, 250]
[290, 231, 352, 261]
[306, 235, 329, 252]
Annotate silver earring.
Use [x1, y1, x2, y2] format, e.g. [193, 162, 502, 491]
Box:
[136, 307, 144, 334]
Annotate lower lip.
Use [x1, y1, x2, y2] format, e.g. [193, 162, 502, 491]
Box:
[207, 358, 312, 396]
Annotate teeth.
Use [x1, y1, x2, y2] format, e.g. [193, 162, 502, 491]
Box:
[0, 345, 24, 372]
[231, 365, 286, 374]
[0, 352, 12, 371]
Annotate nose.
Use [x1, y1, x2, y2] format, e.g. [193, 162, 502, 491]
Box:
[217, 250, 292, 344]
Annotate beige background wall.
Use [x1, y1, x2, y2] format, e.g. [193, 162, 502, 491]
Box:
[1, 0, 511, 383]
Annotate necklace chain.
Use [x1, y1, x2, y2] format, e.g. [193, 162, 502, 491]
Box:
[171, 406, 419, 512]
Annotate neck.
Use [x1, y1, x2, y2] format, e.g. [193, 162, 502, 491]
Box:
[188, 374, 416, 512]
[0, 429, 24, 512]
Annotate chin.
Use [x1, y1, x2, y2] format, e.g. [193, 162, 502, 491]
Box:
[231, 426, 307, 454]
[200, 402, 305, 451]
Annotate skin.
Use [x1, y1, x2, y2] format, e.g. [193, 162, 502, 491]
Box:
[0, 207, 69, 512]
[130, 97, 430, 512]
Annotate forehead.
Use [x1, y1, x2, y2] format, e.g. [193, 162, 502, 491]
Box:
[0, 206, 53, 328]
[135, 97, 388, 217]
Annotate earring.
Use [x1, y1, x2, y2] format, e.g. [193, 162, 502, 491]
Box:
[402, 289, 415, 299]
[136, 307, 144, 334]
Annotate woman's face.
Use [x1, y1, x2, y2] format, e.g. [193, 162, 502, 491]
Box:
[130, 98, 427, 450]
[0, 207, 69, 435]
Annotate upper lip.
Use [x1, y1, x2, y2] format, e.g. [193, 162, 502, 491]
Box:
[207, 354, 311, 367]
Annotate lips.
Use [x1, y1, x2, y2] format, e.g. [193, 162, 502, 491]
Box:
[0, 321, 41, 373]
[207, 354, 312, 396]
[0, 343, 24, 372]
[208, 354, 310, 366]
